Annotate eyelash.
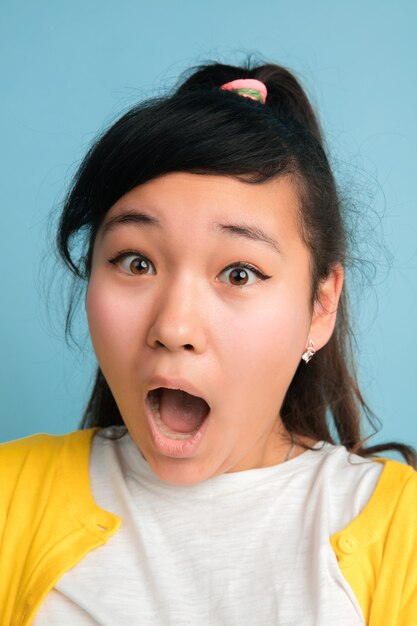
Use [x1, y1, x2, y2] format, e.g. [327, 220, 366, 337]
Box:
[107, 249, 271, 287]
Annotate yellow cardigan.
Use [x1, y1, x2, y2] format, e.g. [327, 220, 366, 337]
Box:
[0, 428, 416, 625]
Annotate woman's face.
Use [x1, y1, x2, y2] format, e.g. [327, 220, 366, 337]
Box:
[86, 172, 342, 485]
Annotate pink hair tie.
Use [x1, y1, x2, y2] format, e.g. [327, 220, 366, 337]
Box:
[219, 78, 267, 104]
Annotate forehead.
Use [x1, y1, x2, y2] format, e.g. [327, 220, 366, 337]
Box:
[99, 172, 303, 247]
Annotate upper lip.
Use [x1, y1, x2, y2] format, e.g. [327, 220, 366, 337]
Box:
[145, 375, 210, 408]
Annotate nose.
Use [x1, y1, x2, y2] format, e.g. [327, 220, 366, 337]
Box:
[146, 274, 207, 354]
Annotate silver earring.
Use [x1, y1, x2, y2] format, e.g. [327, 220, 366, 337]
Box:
[302, 339, 316, 363]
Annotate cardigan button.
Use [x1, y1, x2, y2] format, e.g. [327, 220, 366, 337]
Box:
[338, 535, 358, 554]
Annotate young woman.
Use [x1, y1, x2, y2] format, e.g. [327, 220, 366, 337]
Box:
[1, 59, 416, 625]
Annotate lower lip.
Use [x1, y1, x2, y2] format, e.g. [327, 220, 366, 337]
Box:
[145, 397, 210, 458]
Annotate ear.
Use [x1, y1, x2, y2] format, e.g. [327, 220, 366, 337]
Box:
[308, 263, 344, 351]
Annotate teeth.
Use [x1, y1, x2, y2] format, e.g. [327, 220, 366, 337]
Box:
[148, 393, 200, 440]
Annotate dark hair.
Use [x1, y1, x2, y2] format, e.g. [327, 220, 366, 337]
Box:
[55, 56, 417, 468]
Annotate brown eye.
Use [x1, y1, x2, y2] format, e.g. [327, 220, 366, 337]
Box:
[108, 252, 156, 276]
[229, 268, 250, 286]
[129, 257, 151, 274]
[219, 262, 269, 288]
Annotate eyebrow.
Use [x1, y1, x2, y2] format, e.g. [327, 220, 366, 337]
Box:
[101, 210, 281, 255]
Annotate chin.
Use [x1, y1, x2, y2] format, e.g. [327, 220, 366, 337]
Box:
[147, 454, 215, 487]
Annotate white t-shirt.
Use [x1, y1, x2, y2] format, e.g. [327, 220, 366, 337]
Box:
[34, 427, 383, 625]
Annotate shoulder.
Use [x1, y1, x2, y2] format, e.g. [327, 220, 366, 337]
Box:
[350, 455, 416, 519]
[0, 427, 97, 464]
[0, 428, 98, 500]
[331, 456, 417, 557]
[372, 455, 417, 505]
[331, 458, 417, 623]
[0, 428, 104, 546]
[377, 456, 417, 523]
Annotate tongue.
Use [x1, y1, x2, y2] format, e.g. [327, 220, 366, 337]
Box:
[159, 388, 209, 434]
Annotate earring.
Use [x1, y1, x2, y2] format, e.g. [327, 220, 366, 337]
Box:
[302, 339, 316, 363]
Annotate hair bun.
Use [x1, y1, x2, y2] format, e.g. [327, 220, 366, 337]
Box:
[252, 64, 323, 143]
[175, 61, 323, 144]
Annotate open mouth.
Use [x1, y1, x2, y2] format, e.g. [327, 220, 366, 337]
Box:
[147, 387, 210, 441]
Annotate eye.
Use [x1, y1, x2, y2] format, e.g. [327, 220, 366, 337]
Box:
[108, 251, 156, 276]
[107, 252, 271, 287]
[219, 262, 271, 288]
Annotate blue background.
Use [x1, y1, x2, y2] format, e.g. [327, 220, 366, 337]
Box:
[1, 0, 416, 457]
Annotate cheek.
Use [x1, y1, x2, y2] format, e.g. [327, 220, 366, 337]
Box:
[85, 276, 140, 368]
[217, 289, 311, 407]
[228, 287, 310, 360]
